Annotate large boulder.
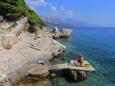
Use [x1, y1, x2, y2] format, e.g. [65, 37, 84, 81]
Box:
[28, 64, 49, 78]
[51, 27, 72, 39]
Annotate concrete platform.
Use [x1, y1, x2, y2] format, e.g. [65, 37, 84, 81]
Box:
[29, 60, 95, 76]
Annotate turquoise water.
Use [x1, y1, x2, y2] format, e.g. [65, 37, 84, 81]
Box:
[50, 27, 115, 86]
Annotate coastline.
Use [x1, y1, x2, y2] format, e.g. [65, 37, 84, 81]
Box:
[0, 30, 66, 86]
[0, 16, 72, 86]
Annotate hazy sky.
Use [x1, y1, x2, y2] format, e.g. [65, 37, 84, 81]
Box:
[25, 0, 115, 27]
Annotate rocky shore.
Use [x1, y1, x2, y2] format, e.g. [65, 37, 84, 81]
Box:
[46, 27, 72, 39]
[0, 16, 67, 86]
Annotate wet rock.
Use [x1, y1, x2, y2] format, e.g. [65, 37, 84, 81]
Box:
[63, 69, 87, 81]
[77, 71, 87, 80]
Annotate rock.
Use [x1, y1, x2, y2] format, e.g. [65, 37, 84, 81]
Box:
[0, 20, 15, 29]
[0, 74, 11, 86]
[50, 73, 57, 78]
[0, 17, 28, 32]
[2, 33, 17, 49]
[51, 40, 65, 56]
[48, 27, 72, 39]
[29, 34, 65, 56]
[77, 71, 87, 80]
[0, 25, 66, 86]
[11, 17, 28, 36]
[53, 27, 60, 39]
[28, 65, 49, 78]
[3, 42, 13, 50]
[63, 69, 87, 81]
[0, 15, 4, 22]
[61, 29, 72, 38]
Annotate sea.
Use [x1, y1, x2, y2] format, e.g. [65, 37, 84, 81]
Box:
[48, 27, 115, 86]
[21, 27, 115, 86]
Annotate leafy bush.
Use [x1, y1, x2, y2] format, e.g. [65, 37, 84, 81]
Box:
[0, 0, 45, 32]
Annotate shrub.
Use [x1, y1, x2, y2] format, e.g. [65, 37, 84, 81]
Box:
[0, 0, 45, 32]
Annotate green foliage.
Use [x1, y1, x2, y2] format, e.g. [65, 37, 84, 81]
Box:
[0, 0, 45, 32]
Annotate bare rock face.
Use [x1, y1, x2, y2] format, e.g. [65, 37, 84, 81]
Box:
[0, 17, 28, 33]
[29, 30, 65, 57]
[78, 71, 87, 80]
[28, 66, 49, 78]
[0, 74, 11, 86]
[2, 33, 17, 49]
[53, 27, 60, 39]
[0, 17, 28, 50]
[11, 17, 28, 36]
[0, 20, 66, 85]
[0, 18, 15, 30]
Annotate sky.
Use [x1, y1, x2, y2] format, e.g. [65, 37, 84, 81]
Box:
[25, 0, 115, 27]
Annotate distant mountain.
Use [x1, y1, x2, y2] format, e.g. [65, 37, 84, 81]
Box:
[40, 15, 98, 28]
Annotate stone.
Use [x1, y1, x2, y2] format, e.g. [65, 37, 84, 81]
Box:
[0, 15, 4, 22]
[48, 27, 72, 39]
[28, 64, 50, 78]
[29, 68, 49, 78]
[61, 29, 72, 38]
[0, 25, 65, 86]
[11, 17, 28, 36]
[63, 69, 87, 81]
[0, 74, 11, 86]
[2, 33, 17, 49]
[77, 71, 87, 80]
[50, 73, 57, 78]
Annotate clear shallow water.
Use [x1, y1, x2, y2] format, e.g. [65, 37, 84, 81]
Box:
[20, 27, 115, 86]
[51, 27, 115, 86]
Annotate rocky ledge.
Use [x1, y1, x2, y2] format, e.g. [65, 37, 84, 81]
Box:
[0, 16, 66, 86]
[46, 27, 72, 39]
